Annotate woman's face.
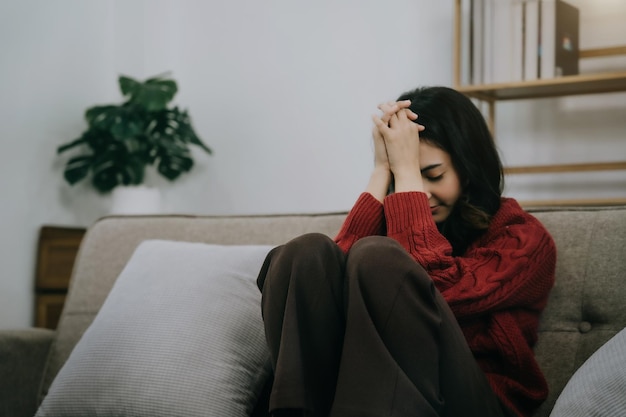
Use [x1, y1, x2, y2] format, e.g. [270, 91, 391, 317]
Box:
[419, 141, 462, 223]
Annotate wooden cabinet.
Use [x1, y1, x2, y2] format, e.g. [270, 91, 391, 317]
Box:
[34, 226, 86, 329]
[452, 0, 626, 206]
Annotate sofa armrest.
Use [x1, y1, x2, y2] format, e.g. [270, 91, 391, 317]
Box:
[0, 328, 55, 417]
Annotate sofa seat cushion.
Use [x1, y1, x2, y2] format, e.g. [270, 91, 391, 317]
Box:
[35, 240, 274, 417]
[549, 326, 626, 417]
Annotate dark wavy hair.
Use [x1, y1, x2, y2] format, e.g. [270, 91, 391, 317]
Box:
[395, 86, 504, 255]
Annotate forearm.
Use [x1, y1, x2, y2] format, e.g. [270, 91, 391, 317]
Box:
[365, 166, 391, 203]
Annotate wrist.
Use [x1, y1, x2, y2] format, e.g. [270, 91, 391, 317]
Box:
[392, 169, 424, 193]
[372, 165, 391, 177]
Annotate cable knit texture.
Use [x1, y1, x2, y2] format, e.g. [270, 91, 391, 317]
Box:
[334, 191, 556, 417]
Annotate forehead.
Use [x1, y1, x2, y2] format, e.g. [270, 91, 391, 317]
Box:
[419, 141, 451, 164]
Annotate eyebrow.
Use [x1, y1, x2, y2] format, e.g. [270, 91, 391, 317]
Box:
[420, 163, 442, 173]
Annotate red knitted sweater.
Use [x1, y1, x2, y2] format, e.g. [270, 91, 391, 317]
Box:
[334, 192, 556, 417]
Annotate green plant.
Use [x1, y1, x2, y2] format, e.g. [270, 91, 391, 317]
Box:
[58, 74, 212, 193]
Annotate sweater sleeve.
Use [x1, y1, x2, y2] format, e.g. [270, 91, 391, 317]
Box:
[334, 192, 385, 253]
[384, 192, 556, 319]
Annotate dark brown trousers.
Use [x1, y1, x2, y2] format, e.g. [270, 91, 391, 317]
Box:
[256, 233, 512, 417]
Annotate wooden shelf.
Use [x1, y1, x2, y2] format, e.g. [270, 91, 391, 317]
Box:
[579, 45, 626, 59]
[504, 161, 626, 175]
[519, 197, 626, 208]
[456, 71, 626, 101]
[452, 0, 626, 207]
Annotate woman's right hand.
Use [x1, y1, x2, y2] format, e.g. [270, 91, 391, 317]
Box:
[366, 100, 418, 202]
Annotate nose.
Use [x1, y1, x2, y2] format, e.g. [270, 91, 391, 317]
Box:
[423, 183, 432, 200]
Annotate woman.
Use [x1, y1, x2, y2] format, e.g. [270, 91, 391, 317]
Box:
[256, 86, 556, 417]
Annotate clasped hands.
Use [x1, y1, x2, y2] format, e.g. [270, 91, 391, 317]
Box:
[366, 100, 426, 201]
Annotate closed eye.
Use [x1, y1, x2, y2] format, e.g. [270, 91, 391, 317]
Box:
[425, 174, 444, 182]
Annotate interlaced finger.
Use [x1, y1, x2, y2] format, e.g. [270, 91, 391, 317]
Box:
[377, 100, 411, 124]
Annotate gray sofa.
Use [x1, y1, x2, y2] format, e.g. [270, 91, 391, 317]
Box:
[1, 205, 625, 417]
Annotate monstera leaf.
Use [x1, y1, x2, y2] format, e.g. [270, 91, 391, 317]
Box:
[119, 75, 177, 112]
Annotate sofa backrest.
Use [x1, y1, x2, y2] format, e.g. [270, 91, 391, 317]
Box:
[39, 206, 626, 417]
[528, 206, 626, 416]
[38, 213, 347, 400]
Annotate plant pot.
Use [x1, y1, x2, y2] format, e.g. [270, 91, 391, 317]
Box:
[110, 185, 162, 215]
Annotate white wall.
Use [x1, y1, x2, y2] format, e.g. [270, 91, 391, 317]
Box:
[0, 0, 624, 329]
[0, 0, 453, 328]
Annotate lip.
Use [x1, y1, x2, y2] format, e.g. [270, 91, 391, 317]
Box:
[430, 205, 441, 212]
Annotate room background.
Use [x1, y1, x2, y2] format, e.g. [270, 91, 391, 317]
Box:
[1, 0, 624, 329]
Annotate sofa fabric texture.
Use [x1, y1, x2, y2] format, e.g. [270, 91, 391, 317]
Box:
[530, 208, 626, 416]
[549, 327, 626, 417]
[1, 205, 624, 417]
[0, 328, 54, 417]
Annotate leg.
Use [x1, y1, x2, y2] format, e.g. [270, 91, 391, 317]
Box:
[257, 233, 347, 417]
[330, 236, 507, 417]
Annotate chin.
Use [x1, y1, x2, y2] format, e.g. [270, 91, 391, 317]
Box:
[432, 212, 450, 224]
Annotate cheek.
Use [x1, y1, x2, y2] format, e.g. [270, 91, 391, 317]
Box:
[443, 177, 463, 202]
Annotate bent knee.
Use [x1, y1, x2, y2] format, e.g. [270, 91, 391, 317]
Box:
[348, 236, 406, 265]
[280, 232, 337, 258]
[266, 233, 342, 278]
[346, 236, 431, 290]
[260, 232, 344, 293]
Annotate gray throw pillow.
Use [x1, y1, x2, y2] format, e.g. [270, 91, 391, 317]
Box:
[36, 240, 274, 417]
[550, 327, 626, 417]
